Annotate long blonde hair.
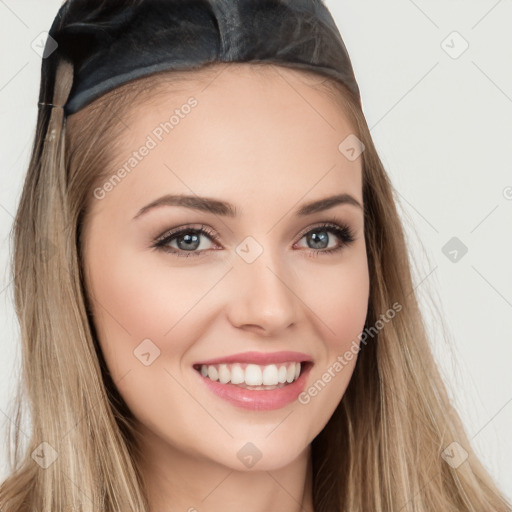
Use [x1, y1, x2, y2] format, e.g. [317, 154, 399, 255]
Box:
[1, 56, 510, 511]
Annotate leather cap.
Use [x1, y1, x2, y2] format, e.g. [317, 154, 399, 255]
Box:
[41, 0, 361, 115]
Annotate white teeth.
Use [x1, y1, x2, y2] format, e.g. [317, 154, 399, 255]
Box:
[218, 364, 230, 384]
[230, 364, 245, 384]
[286, 364, 295, 383]
[245, 364, 263, 386]
[198, 361, 303, 387]
[207, 365, 218, 381]
[262, 364, 279, 386]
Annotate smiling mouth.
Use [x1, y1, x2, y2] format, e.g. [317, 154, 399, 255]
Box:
[192, 361, 312, 389]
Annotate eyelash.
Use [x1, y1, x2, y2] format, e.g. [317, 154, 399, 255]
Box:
[151, 218, 356, 259]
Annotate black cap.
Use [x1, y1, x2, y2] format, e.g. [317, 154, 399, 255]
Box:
[41, 0, 361, 116]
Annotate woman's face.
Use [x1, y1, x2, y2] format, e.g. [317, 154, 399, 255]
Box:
[82, 64, 369, 473]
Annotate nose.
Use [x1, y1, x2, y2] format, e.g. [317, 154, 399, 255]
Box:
[225, 249, 299, 337]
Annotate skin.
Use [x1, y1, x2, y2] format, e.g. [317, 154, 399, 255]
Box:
[82, 64, 370, 512]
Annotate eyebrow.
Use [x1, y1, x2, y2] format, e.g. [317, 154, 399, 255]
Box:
[132, 192, 363, 220]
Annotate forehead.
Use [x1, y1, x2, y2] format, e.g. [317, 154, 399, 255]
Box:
[93, 64, 363, 218]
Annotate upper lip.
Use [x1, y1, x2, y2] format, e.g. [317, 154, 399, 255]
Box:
[193, 351, 313, 366]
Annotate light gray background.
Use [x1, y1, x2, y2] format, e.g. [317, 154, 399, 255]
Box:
[1, 0, 511, 501]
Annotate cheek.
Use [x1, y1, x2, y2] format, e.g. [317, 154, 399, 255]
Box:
[300, 248, 370, 348]
[83, 245, 218, 428]
[331, 266, 369, 347]
[296, 250, 369, 409]
[84, 241, 229, 375]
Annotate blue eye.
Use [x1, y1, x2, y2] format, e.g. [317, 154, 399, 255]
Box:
[152, 224, 220, 258]
[296, 222, 356, 256]
[151, 220, 356, 258]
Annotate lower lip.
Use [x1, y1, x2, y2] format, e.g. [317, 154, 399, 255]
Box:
[195, 363, 313, 411]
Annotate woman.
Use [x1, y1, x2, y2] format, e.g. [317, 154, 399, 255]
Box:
[1, 0, 510, 511]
